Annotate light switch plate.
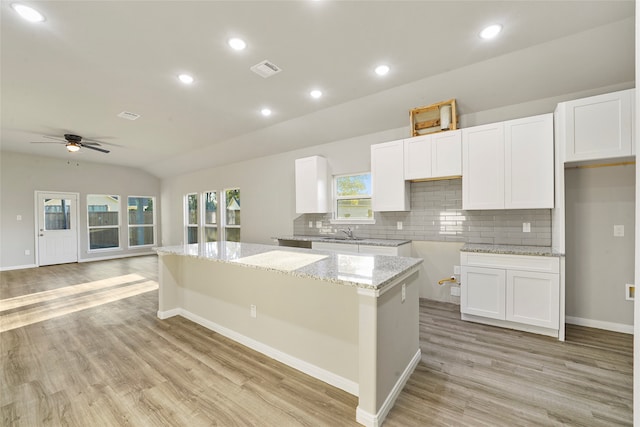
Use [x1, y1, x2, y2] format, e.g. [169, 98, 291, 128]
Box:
[397, 221, 403, 230]
[522, 222, 531, 233]
[309, 221, 313, 228]
[614, 225, 625, 237]
[315, 221, 322, 229]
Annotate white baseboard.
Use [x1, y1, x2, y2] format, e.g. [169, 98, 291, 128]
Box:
[0, 263, 37, 272]
[79, 251, 156, 263]
[356, 348, 421, 427]
[566, 316, 634, 335]
[159, 308, 359, 396]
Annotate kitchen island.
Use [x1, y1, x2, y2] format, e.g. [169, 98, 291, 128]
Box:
[155, 241, 422, 427]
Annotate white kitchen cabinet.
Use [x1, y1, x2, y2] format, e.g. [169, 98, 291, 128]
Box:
[460, 252, 560, 337]
[559, 89, 635, 162]
[462, 122, 504, 209]
[504, 114, 554, 208]
[462, 114, 554, 210]
[312, 241, 410, 256]
[404, 131, 461, 181]
[371, 140, 410, 211]
[295, 156, 329, 214]
[312, 241, 359, 253]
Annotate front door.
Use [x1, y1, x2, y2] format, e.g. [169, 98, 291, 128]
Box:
[36, 192, 78, 266]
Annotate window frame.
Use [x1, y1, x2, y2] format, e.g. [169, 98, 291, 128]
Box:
[203, 190, 218, 243]
[331, 172, 375, 225]
[185, 193, 199, 244]
[223, 187, 241, 242]
[127, 195, 156, 248]
[87, 194, 122, 252]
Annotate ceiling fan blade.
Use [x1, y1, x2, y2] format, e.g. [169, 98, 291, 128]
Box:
[82, 144, 110, 154]
[81, 142, 102, 146]
[42, 135, 66, 142]
[31, 141, 65, 144]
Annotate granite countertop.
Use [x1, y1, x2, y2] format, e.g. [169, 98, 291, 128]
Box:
[155, 242, 422, 290]
[461, 243, 564, 257]
[275, 235, 411, 247]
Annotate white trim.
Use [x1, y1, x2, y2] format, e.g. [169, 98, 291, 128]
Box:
[356, 348, 421, 427]
[566, 316, 634, 335]
[79, 251, 156, 263]
[159, 308, 359, 396]
[0, 264, 37, 272]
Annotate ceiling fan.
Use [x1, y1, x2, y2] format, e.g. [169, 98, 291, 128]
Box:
[31, 134, 110, 153]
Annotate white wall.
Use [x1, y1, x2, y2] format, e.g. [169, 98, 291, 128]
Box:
[0, 151, 161, 269]
[565, 165, 636, 330]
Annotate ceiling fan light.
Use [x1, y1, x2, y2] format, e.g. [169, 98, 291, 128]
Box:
[66, 143, 80, 152]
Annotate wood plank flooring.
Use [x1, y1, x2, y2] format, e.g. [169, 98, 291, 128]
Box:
[1, 256, 633, 426]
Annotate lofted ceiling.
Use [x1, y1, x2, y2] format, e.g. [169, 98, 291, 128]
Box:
[0, 1, 635, 178]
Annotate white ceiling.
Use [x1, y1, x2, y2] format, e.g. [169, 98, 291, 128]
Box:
[1, 1, 635, 178]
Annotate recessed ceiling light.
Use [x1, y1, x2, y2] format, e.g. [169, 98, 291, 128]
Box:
[310, 89, 323, 99]
[178, 74, 194, 84]
[228, 38, 247, 51]
[480, 24, 502, 40]
[11, 3, 45, 22]
[375, 65, 390, 76]
[261, 108, 272, 117]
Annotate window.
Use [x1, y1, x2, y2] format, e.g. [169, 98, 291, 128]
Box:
[44, 198, 72, 230]
[185, 193, 198, 244]
[204, 191, 218, 242]
[224, 188, 241, 242]
[87, 194, 120, 250]
[333, 173, 373, 222]
[128, 196, 155, 247]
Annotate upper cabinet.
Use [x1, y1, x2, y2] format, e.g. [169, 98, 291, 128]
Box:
[558, 89, 635, 163]
[295, 155, 329, 214]
[463, 114, 554, 210]
[404, 130, 461, 180]
[371, 140, 410, 211]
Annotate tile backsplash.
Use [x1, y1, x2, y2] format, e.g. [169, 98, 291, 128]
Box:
[294, 179, 551, 246]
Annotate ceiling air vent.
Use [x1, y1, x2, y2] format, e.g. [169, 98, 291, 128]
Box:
[250, 60, 282, 78]
[117, 111, 141, 121]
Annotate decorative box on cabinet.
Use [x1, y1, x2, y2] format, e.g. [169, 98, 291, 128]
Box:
[462, 113, 554, 210]
[404, 130, 461, 181]
[558, 88, 635, 163]
[295, 156, 329, 214]
[371, 140, 410, 211]
[460, 251, 560, 338]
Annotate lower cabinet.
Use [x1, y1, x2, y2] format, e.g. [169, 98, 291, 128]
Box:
[460, 252, 560, 337]
[312, 241, 410, 256]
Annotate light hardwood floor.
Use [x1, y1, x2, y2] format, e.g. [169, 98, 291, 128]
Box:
[1, 256, 632, 426]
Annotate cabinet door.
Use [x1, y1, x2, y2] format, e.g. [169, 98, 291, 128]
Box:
[461, 266, 505, 320]
[404, 135, 432, 180]
[432, 130, 462, 177]
[564, 89, 633, 162]
[358, 244, 398, 256]
[371, 140, 410, 211]
[462, 123, 504, 209]
[506, 270, 559, 329]
[295, 156, 328, 213]
[505, 114, 554, 209]
[311, 241, 359, 253]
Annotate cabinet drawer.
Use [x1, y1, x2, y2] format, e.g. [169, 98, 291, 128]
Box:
[461, 252, 559, 273]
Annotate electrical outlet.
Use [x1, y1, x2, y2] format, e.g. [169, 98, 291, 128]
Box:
[315, 221, 322, 229]
[453, 265, 461, 275]
[522, 222, 531, 233]
[250, 304, 257, 318]
[451, 286, 461, 297]
[308, 221, 313, 228]
[614, 225, 625, 237]
[397, 221, 403, 230]
[16, 215, 22, 221]
[24, 249, 30, 256]
[401, 283, 406, 302]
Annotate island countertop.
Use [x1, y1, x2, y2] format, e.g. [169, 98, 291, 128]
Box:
[154, 242, 422, 290]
